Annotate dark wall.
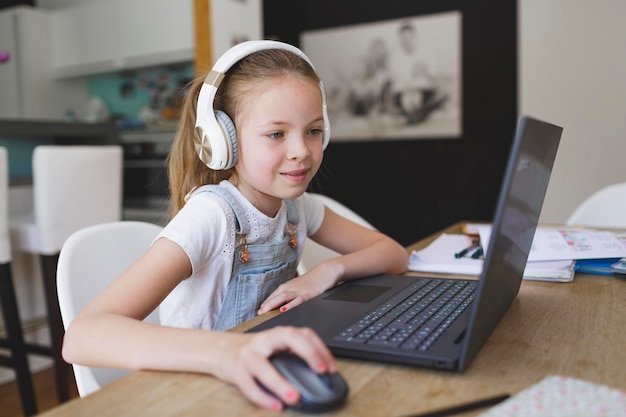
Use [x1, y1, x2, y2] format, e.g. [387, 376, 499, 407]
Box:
[265, 0, 517, 246]
[0, 0, 34, 9]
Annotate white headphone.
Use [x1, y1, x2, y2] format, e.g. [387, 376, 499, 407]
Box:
[194, 40, 331, 170]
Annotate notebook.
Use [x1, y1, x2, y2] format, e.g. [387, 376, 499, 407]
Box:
[248, 115, 563, 372]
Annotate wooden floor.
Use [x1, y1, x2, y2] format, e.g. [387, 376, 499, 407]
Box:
[0, 367, 79, 417]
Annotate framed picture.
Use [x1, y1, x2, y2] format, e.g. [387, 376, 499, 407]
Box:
[264, 0, 517, 245]
[301, 11, 461, 141]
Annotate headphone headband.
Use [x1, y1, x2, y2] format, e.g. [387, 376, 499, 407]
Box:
[195, 40, 330, 170]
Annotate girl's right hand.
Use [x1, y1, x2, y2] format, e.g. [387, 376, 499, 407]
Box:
[212, 326, 337, 411]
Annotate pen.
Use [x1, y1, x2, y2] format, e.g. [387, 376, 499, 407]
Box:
[397, 393, 511, 417]
[471, 247, 484, 259]
[454, 239, 479, 258]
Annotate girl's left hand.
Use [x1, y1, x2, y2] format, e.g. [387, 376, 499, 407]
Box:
[257, 271, 335, 315]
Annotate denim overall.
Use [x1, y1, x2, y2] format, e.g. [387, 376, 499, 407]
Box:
[192, 185, 300, 331]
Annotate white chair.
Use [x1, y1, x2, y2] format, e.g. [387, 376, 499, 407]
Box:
[10, 145, 123, 402]
[0, 147, 38, 416]
[565, 182, 626, 228]
[56, 220, 163, 397]
[297, 193, 376, 275]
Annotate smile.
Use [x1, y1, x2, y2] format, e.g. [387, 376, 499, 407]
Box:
[282, 169, 309, 180]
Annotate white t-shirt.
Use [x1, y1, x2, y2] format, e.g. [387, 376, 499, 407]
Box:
[157, 181, 325, 330]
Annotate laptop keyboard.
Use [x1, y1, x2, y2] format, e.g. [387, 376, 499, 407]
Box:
[334, 278, 476, 352]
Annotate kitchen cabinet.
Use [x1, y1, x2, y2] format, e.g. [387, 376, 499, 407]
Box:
[50, 0, 194, 78]
[0, 6, 87, 119]
[49, 1, 121, 77]
[121, 0, 194, 69]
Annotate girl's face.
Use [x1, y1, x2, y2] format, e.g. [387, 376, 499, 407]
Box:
[232, 76, 325, 217]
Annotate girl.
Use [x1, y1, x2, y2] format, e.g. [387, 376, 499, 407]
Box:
[62, 40, 408, 411]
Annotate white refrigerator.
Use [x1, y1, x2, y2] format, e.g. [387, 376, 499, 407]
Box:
[0, 5, 86, 120]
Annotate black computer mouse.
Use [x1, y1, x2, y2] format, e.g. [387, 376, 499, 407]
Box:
[265, 353, 349, 414]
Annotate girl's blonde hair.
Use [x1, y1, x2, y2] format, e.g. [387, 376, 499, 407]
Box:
[167, 47, 323, 217]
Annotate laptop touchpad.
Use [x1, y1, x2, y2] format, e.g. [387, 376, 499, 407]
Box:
[324, 284, 392, 303]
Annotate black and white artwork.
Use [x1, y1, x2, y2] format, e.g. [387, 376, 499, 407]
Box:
[301, 11, 462, 141]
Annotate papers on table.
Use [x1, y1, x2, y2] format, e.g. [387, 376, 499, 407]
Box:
[408, 233, 576, 282]
[408, 225, 626, 282]
[467, 224, 626, 261]
[409, 234, 483, 275]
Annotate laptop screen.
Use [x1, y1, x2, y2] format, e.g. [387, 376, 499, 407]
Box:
[459, 116, 562, 370]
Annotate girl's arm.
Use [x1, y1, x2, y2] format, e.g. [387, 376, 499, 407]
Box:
[258, 206, 408, 314]
[62, 238, 337, 411]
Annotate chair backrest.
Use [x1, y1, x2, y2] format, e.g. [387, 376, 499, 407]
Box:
[56, 221, 163, 397]
[297, 193, 376, 275]
[0, 147, 9, 264]
[32, 145, 123, 254]
[565, 182, 626, 228]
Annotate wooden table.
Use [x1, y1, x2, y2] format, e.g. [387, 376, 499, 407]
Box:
[38, 223, 626, 416]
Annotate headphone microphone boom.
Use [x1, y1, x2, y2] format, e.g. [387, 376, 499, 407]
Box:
[194, 40, 331, 170]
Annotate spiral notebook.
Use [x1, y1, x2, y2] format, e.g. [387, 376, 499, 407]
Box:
[478, 375, 626, 416]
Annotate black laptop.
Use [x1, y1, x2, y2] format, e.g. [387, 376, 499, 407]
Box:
[249, 116, 563, 372]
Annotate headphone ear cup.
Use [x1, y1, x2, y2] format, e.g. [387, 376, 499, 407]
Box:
[214, 110, 238, 169]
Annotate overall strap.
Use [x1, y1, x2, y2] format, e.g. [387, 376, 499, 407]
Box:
[187, 184, 299, 232]
[188, 184, 249, 234]
[284, 198, 300, 225]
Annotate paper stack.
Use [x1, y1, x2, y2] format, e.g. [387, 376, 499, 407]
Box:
[408, 225, 626, 282]
[408, 233, 576, 282]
